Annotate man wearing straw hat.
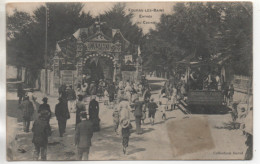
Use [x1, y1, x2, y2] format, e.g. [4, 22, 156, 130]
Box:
[55, 97, 70, 137]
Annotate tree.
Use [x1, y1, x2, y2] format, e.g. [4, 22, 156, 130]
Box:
[7, 2, 95, 69]
[100, 3, 143, 44]
[143, 2, 252, 76]
[7, 10, 33, 40]
[216, 2, 252, 76]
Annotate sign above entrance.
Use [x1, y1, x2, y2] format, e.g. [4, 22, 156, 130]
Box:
[86, 42, 110, 52]
[85, 42, 121, 52]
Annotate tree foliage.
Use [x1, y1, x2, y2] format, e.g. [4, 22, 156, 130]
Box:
[100, 3, 143, 44]
[142, 2, 252, 76]
[7, 3, 95, 69]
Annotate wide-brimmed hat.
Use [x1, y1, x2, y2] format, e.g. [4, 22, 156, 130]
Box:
[120, 119, 130, 128]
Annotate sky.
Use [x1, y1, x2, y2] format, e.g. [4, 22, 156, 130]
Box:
[6, 2, 175, 34]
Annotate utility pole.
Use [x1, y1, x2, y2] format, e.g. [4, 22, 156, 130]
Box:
[45, 5, 48, 94]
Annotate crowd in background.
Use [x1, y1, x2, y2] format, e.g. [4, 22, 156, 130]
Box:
[15, 73, 250, 160]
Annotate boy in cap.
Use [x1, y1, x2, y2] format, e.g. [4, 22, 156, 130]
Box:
[159, 93, 168, 120]
[75, 111, 93, 160]
[112, 106, 120, 135]
[147, 98, 158, 125]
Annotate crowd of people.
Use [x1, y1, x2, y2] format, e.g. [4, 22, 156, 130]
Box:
[161, 71, 235, 107]
[15, 72, 249, 160]
[16, 75, 159, 160]
[16, 73, 196, 160]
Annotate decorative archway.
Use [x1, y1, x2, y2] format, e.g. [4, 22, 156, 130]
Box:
[84, 57, 113, 82]
[84, 53, 114, 63]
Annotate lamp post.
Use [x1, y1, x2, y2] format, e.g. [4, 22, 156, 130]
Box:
[45, 5, 48, 94]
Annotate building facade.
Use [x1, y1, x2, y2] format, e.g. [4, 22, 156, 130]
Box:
[47, 22, 142, 95]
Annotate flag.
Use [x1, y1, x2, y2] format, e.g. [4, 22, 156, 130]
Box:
[46, 5, 50, 27]
[56, 43, 61, 52]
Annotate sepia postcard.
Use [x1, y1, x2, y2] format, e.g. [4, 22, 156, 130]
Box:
[6, 1, 253, 161]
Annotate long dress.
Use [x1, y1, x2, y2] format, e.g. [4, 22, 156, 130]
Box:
[88, 99, 100, 132]
[119, 102, 131, 147]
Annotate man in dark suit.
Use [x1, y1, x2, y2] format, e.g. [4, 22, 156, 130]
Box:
[55, 98, 70, 137]
[32, 112, 51, 160]
[20, 96, 34, 132]
[75, 111, 94, 160]
[132, 98, 145, 134]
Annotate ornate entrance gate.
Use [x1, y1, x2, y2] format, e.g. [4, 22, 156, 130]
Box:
[81, 54, 115, 82]
[49, 21, 141, 95]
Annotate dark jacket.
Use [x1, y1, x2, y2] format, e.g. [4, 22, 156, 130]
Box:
[75, 120, 94, 148]
[38, 103, 51, 120]
[32, 118, 51, 146]
[55, 101, 70, 121]
[133, 101, 144, 117]
[88, 99, 99, 120]
[20, 100, 34, 120]
[17, 84, 24, 97]
[148, 102, 158, 113]
[67, 89, 76, 100]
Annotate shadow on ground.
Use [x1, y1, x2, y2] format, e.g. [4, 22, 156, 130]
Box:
[7, 100, 55, 122]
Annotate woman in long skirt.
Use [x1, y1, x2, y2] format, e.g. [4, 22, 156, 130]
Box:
[119, 100, 131, 154]
[120, 119, 131, 155]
